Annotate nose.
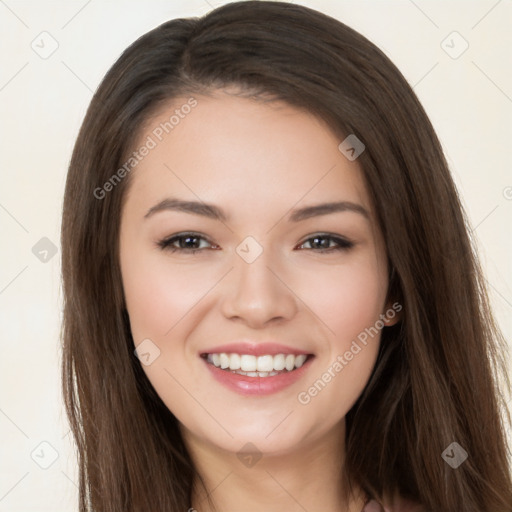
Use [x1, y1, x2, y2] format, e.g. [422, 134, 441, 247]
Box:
[220, 248, 299, 329]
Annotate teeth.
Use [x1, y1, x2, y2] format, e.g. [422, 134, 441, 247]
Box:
[206, 352, 310, 374]
[257, 355, 273, 372]
[231, 369, 280, 377]
[219, 353, 230, 369]
[294, 354, 307, 368]
[240, 354, 257, 372]
[229, 353, 241, 370]
[273, 354, 286, 370]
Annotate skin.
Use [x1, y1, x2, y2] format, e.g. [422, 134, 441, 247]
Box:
[119, 90, 400, 512]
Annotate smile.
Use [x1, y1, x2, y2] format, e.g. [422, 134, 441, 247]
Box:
[201, 352, 314, 395]
[204, 352, 309, 376]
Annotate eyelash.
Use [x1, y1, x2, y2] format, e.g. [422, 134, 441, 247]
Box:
[156, 232, 354, 254]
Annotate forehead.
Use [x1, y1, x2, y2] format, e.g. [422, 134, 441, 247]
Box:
[123, 93, 372, 221]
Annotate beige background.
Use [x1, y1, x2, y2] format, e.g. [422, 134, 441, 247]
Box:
[0, 1, 511, 510]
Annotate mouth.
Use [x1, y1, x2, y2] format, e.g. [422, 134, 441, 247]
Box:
[200, 351, 315, 395]
[201, 352, 312, 376]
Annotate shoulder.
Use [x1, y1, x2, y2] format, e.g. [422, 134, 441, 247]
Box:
[363, 496, 426, 512]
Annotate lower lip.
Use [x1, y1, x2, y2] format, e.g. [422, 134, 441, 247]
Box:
[202, 356, 314, 396]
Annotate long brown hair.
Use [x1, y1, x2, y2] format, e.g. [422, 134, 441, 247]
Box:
[60, 2, 512, 511]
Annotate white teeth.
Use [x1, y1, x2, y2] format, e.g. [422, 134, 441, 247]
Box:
[206, 352, 310, 375]
[219, 353, 230, 369]
[273, 354, 286, 371]
[240, 354, 257, 372]
[231, 369, 280, 377]
[229, 353, 241, 370]
[294, 354, 307, 368]
[257, 355, 273, 372]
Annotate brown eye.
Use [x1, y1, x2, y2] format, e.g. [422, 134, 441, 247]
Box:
[297, 234, 354, 252]
[157, 233, 215, 253]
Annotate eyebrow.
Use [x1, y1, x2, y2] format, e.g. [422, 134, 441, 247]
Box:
[144, 198, 369, 222]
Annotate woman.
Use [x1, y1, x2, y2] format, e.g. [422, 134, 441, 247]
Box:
[60, 2, 512, 511]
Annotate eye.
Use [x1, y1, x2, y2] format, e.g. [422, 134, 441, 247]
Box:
[156, 232, 354, 255]
[296, 233, 354, 253]
[157, 232, 218, 254]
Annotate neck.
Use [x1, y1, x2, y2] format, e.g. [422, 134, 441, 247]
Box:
[183, 420, 367, 512]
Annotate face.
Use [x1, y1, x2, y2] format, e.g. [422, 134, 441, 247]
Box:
[119, 91, 397, 458]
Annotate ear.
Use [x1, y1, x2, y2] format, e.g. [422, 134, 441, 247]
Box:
[381, 300, 403, 327]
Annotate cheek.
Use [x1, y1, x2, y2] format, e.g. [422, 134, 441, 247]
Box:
[298, 256, 387, 347]
[291, 257, 386, 414]
[121, 252, 212, 411]
[121, 251, 215, 343]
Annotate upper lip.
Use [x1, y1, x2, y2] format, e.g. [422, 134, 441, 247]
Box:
[200, 341, 313, 357]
